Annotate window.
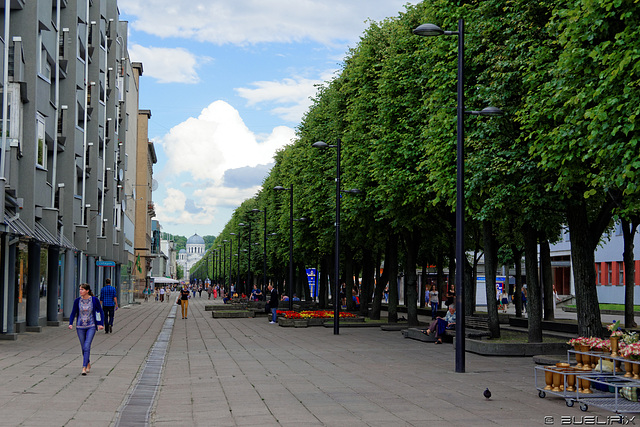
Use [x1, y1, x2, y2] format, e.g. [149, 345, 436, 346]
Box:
[607, 262, 612, 286]
[596, 264, 601, 286]
[36, 114, 46, 169]
[40, 41, 51, 81]
[619, 262, 624, 285]
[0, 84, 20, 141]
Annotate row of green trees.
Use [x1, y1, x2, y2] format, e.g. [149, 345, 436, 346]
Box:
[191, 0, 640, 340]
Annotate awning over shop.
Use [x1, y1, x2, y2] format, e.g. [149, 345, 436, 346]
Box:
[2, 210, 77, 249]
[2, 210, 35, 239]
[151, 276, 180, 284]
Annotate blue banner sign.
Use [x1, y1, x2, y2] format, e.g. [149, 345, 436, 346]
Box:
[96, 261, 116, 267]
[306, 268, 317, 298]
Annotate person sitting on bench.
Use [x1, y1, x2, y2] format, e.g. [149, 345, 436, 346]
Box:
[424, 305, 456, 344]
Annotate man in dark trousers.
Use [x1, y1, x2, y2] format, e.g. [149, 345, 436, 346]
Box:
[99, 278, 118, 333]
[268, 284, 279, 324]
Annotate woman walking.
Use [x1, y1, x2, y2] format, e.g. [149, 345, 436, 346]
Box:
[180, 285, 191, 319]
[68, 283, 104, 375]
[428, 285, 439, 320]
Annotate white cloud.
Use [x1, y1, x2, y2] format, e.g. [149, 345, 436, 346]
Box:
[159, 100, 295, 181]
[155, 188, 214, 226]
[235, 77, 320, 122]
[235, 70, 335, 122]
[128, 44, 208, 84]
[118, 0, 420, 46]
[153, 101, 296, 229]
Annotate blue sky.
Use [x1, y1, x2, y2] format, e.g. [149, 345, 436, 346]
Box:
[118, 0, 420, 238]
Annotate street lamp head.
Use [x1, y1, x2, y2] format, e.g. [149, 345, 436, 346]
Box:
[239, 223, 246, 227]
[476, 106, 504, 116]
[273, 185, 289, 191]
[294, 217, 308, 223]
[251, 208, 262, 213]
[413, 23, 445, 37]
[230, 232, 236, 236]
[342, 188, 362, 195]
[312, 141, 329, 149]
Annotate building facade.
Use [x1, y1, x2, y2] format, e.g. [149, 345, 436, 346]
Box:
[0, 0, 151, 338]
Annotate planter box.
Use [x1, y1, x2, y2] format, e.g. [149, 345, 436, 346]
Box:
[278, 318, 308, 327]
[308, 318, 327, 327]
[212, 310, 254, 318]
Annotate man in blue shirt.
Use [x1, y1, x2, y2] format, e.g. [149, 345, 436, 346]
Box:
[99, 278, 118, 334]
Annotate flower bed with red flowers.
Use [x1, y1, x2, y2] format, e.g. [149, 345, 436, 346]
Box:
[276, 310, 357, 319]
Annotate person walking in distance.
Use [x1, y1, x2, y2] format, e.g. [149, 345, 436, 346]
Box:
[69, 284, 104, 375]
[99, 278, 118, 333]
[268, 284, 279, 324]
[180, 285, 191, 319]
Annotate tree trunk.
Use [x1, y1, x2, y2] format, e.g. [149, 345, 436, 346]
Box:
[468, 249, 480, 315]
[297, 262, 310, 301]
[541, 239, 554, 320]
[420, 264, 427, 308]
[319, 255, 328, 308]
[524, 222, 543, 343]
[387, 233, 400, 323]
[512, 245, 523, 317]
[402, 231, 419, 326]
[483, 221, 501, 339]
[623, 217, 639, 328]
[359, 248, 374, 318]
[437, 253, 446, 311]
[344, 244, 355, 311]
[464, 257, 474, 317]
[371, 237, 390, 320]
[566, 203, 603, 338]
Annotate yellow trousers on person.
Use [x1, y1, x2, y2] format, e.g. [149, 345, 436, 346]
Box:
[181, 300, 189, 318]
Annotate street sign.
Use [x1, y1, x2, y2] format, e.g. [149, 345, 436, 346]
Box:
[96, 261, 116, 267]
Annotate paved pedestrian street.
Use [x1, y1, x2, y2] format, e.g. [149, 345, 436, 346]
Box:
[0, 297, 616, 426]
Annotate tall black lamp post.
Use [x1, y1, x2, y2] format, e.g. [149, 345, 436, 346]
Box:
[239, 222, 253, 294]
[230, 232, 241, 294]
[312, 139, 361, 335]
[274, 185, 295, 310]
[414, 19, 502, 373]
[227, 236, 234, 293]
[251, 208, 268, 291]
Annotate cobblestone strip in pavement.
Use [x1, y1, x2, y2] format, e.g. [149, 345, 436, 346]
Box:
[115, 304, 177, 426]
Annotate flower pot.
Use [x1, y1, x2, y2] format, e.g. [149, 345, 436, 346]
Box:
[633, 362, 640, 380]
[575, 348, 583, 368]
[580, 366, 592, 394]
[610, 336, 620, 357]
[544, 368, 554, 390]
[566, 369, 577, 392]
[552, 370, 563, 392]
[625, 361, 633, 378]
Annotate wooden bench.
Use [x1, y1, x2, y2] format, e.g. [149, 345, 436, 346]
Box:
[444, 316, 491, 341]
[466, 316, 489, 330]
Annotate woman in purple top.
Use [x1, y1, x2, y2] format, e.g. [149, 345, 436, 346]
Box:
[69, 284, 104, 375]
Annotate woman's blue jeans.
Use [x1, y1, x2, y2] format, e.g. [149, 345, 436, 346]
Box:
[77, 327, 96, 367]
[430, 302, 439, 319]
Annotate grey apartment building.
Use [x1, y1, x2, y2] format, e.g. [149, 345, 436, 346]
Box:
[0, 0, 152, 338]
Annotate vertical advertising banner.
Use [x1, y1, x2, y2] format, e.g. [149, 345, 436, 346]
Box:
[306, 268, 317, 298]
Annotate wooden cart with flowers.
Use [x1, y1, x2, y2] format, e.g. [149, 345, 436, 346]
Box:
[536, 320, 640, 413]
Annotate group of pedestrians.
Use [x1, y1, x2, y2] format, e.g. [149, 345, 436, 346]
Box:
[67, 278, 118, 376]
[425, 284, 455, 320]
